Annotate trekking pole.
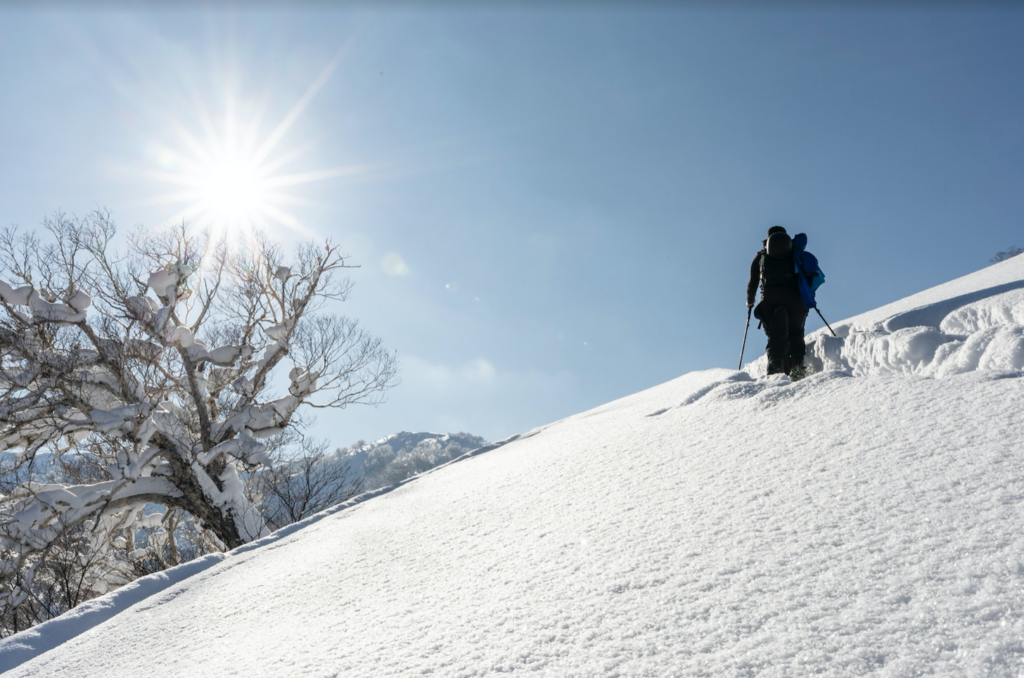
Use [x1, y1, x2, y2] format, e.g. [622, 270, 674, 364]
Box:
[815, 307, 837, 337]
[738, 306, 752, 369]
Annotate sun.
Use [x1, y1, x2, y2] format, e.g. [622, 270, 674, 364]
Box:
[142, 52, 360, 242]
[171, 131, 286, 240]
[200, 157, 261, 226]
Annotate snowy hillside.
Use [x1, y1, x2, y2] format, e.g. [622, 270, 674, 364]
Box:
[2, 257, 1024, 676]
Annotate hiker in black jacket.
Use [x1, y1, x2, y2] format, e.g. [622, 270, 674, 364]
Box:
[746, 226, 808, 376]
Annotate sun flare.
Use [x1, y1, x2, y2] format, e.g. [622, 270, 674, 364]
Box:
[142, 52, 359, 243]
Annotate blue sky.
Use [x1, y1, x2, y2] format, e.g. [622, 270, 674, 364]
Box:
[2, 4, 1023, 446]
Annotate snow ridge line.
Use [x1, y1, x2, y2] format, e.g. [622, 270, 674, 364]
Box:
[880, 279, 1024, 334]
[678, 373, 754, 407]
[0, 430, 537, 673]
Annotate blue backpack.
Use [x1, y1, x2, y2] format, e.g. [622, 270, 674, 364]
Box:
[792, 233, 824, 310]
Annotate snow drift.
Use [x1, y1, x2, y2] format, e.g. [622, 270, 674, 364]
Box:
[746, 254, 1024, 379]
[3, 256, 1024, 677]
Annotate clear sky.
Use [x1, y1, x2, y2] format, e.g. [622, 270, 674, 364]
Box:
[2, 3, 1023, 446]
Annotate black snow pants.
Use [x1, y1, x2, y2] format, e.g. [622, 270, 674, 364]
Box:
[755, 298, 808, 375]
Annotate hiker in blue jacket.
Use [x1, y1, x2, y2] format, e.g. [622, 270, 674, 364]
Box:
[746, 226, 823, 377]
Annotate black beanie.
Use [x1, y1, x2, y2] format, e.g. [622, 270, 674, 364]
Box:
[767, 225, 787, 237]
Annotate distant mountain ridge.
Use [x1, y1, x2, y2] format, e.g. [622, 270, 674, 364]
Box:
[335, 431, 488, 492]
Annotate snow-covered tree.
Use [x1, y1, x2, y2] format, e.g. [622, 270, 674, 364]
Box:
[991, 245, 1023, 263]
[0, 211, 397, 617]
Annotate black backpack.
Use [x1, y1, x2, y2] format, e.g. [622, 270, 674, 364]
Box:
[759, 232, 796, 289]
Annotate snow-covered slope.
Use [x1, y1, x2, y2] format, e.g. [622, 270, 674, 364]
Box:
[3, 258, 1024, 677]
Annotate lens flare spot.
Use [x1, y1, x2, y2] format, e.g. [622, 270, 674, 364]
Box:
[382, 253, 409, 276]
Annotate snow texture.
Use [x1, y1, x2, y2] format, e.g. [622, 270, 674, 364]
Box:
[146, 263, 191, 301]
[0, 281, 34, 307]
[0, 280, 88, 324]
[3, 257, 1024, 677]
